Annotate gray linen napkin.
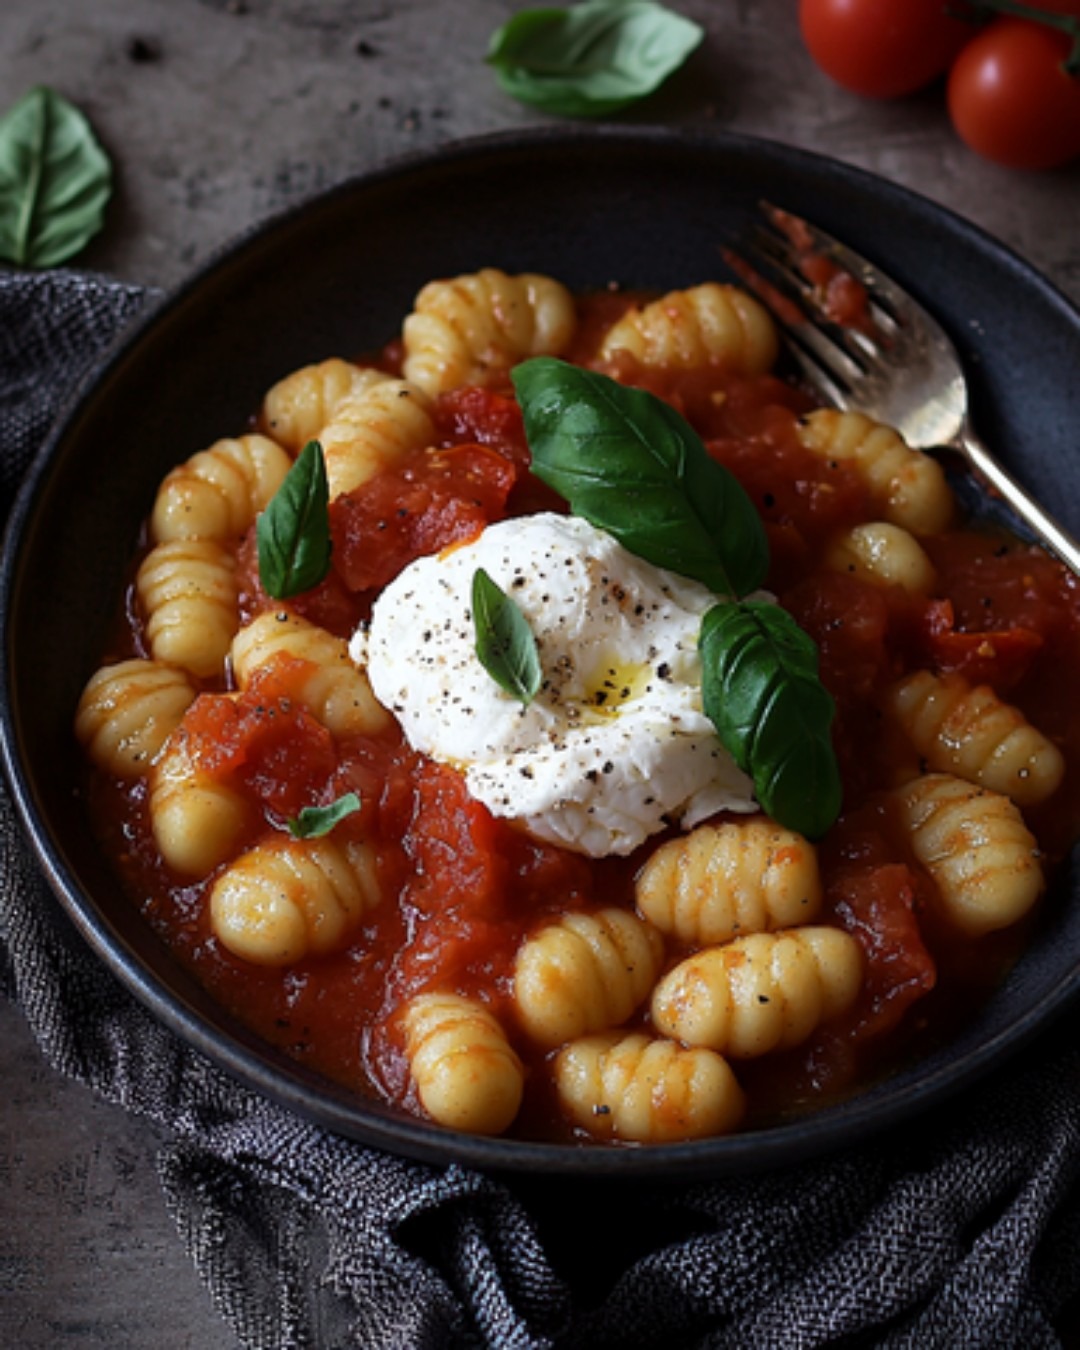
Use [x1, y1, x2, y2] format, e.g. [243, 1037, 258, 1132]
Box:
[2, 268, 1080, 1350]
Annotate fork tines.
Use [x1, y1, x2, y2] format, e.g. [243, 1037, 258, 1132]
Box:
[725, 203, 913, 407]
[754, 202, 918, 330]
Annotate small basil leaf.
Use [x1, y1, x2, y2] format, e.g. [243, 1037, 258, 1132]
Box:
[487, 0, 704, 118]
[700, 600, 842, 839]
[472, 567, 542, 705]
[287, 792, 362, 840]
[512, 357, 769, 598]
[257, 440, 332, 599]
[0, 86, 113, 268]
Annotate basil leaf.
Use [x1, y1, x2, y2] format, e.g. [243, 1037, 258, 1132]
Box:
[700, 600, 842, 839]
[472, 567, 542, 705]
[257, 440, 332, 599]
[0, 86, 112, 268]
[486, 0, 703, 118]
[512, 357, 769, 598]
[287, 792, 362, 840]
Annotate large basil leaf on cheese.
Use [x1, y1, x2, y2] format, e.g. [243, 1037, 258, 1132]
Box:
[513, 357, 769, 599]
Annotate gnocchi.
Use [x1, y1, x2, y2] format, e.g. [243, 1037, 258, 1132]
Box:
[796, 409, 953, 535]
[893, 773, 1045, 937]
[599, 282, 779, 375]
[230, 609, 391, 737]
[554, 1032, 745, 1143]
[824, 521, 937, 596]
[150, 433, 292, 543]
[402, 992, 524, 1136]
[318, 376, 435, 499]
[136, 538, 239, 680]
[402, 268, 576, 396]
[650, 928, 863, 1058]
[887, 670, 1064, 808]
[210, 834, 379, 965]
[634, 818, 822, 946]
[513, 908, 665, 1048]
[261, 358, 387, 453]
[75, 659, 197, 777]
[149, 718, 255, 876]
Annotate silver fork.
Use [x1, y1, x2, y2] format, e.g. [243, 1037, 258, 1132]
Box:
[728, 205, 1080, 577]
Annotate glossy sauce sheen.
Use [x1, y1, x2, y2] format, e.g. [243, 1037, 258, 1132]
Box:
[86, 292, 1080, 1140]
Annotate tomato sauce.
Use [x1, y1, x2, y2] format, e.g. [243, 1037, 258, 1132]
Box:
[770, 206, 874, 333]
[722, 209, 874, 342]
[85, 291, 1080, 1141]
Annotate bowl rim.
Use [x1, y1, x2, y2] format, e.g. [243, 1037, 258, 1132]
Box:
[4, 123, 1080, 1177]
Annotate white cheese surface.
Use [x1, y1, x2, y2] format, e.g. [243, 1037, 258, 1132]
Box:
[351, 512, 757, 856]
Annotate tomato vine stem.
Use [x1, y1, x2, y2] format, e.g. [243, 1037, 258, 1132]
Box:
[969, 0, 1080, 73]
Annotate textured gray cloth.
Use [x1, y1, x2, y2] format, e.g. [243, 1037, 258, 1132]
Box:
[2, 268, 1080, 1349]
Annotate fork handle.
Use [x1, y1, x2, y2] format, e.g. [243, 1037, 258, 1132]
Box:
[953, 424, 1080, 577]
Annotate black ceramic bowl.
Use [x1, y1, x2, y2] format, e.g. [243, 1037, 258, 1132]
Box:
[4, 127, 1080, 1177]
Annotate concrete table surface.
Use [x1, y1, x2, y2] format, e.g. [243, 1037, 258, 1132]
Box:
[1, 3, 1078, 1346]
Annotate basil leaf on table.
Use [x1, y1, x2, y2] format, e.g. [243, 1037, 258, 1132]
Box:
[512, 357, 769, 598]
[0, 86, 112, 268]
[472, 567, 543, 705]
[486, 0, 704, 118]
[257, 440, 332, 599]
[700, 600, 842, 840]
[287, 792, 362, 840]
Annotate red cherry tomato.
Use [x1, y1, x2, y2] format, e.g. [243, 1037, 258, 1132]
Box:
[799, 0, 976, 99]
[947, 17, 1080, 169]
